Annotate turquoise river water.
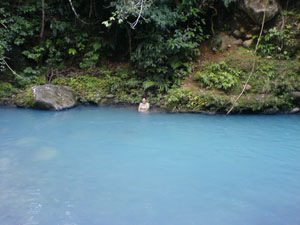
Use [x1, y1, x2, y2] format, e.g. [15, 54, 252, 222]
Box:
[0, 106, 300, 225]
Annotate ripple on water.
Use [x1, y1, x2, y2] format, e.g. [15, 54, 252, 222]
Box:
[0, 127, 9, 134]
[0, 158, 10, 172]
[34, 147, 58, 161]
[14, 137, 39, 148]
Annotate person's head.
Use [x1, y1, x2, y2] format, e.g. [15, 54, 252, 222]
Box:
[142, 97, 147, 104]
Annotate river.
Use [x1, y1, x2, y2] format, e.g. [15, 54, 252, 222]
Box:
[0, 106, 300, 225]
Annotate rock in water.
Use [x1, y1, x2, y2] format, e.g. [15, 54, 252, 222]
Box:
[239, 0, 280, 24]
[32, 84, 76, 110]
[290, 107, 300, 114]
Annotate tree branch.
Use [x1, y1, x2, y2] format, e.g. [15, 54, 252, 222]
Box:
[1, 22, 7, 29]
[1, 57, 27, 81]
[68, 0, 96, 25]
[209, 5, 218, 36]
[130, 0, 144, 29]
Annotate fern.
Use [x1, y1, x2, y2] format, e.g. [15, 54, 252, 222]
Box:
[142, 80, 156, 90]
[126, 78, 141, 88]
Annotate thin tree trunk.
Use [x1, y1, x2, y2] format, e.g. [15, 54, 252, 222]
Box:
[126, 26, 132, 58]
[40, 0, 45, 38]
[89, 0, 93, 18]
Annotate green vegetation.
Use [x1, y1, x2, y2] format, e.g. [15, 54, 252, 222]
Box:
[0, 0, 216, 85]
[257, 10, 300, 59]
[14, 87, 35, 107]
[183, 47, 300, 113]
[1, 0, 300, 113]
[193, 61, 241, 90]
[0, 83, 17, 104]
[48, 65, 166, 106]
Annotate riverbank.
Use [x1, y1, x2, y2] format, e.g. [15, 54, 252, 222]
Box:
[1, 86, 300, 115]
[1, 46, 299, 114]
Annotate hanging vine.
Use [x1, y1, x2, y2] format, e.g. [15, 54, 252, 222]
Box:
[226, 11, 266, 115]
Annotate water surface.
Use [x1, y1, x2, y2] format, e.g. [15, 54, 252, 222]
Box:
[0, 106, 300, 225]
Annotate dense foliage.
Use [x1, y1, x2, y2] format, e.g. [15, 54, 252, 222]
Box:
[193, 61, 241, 90]
[1, 0, 300, 113]
[257, 10, 300, 59]
[0, 0, 221, 87]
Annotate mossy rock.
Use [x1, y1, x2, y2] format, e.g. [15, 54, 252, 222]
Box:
[14, 87, 35, 108]
[31, 84, 77, 110]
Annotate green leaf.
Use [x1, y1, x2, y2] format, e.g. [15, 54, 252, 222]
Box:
[102, 21, 111, 27]
[68, 48, 77, 55]
[93, 42, 101, 51]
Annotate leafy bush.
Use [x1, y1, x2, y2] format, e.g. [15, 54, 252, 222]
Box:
[0, 83, 15, 100]
[257, 10, 300, 59]
[105, 0, 210, 83]
[165, 87, 205, 111]
[14, 86, 35, 107]
[52, 75, 107, 103]
[193, 61, 241, 90]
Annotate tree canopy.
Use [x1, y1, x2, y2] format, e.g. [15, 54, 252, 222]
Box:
[0, 0, 220, 84]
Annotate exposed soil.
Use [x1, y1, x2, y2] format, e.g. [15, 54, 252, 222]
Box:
[183, 40, 248, 95]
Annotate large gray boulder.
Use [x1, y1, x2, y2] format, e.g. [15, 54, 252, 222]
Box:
[31, 84, 76, 110]
[238, 0, 280, 24]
